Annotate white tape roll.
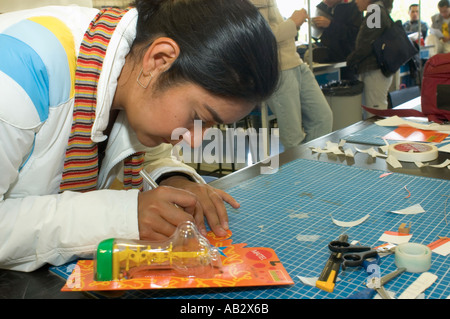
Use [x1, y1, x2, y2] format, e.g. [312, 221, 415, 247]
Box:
[388, 142, 438, 162]
[395, 243, 432, 273]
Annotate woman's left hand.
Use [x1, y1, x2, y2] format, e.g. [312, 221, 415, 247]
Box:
[159, 176, 239, 237]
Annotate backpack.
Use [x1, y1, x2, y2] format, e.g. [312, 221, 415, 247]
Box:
[421, 53, 450, 123]
[362, 53, 450, 123]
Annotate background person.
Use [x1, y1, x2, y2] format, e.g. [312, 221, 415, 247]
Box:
[425, 0, 450, 56]
[346, 0, 394, 117]
[250, 0, 333, 149]
[403, 3, 428, 42]
[312, 0, 363, 71]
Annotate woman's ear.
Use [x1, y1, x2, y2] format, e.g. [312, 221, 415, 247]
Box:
[141, 37, 180, 76]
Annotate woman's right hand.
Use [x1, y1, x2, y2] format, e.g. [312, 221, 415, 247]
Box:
[137, 186, 198, 241]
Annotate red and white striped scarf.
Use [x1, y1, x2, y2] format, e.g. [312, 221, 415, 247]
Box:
[60, 7, 144, 193]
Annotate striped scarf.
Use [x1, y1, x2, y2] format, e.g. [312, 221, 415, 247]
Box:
[60, 7, 144, 193]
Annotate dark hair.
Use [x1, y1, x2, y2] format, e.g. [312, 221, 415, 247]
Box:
[439, 0, 450, 8]
[381, 0, 393, 12]
[131, 0, 279, 104]
[409, 4, 419, 10]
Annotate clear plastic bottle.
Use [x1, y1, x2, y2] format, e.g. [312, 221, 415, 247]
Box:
[94, 221, 222, 281]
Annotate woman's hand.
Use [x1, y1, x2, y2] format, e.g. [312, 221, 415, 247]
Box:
[160, 176, 240, 237]
[137, 186, 198, 241]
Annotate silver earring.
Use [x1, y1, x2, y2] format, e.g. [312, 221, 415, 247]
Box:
[137, 68, 152, 89]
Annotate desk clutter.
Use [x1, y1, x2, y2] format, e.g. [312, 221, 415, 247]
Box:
[314, 116, 450, 169]
[58, 158, 449, 299]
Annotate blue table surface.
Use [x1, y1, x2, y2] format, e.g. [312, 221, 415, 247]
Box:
[53, 158, 450, 299]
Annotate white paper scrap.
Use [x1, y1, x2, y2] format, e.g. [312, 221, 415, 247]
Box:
[326, 141, 344, 155]
[414, 161, 428, 168]
[297, 276, 318, 286]
[429, 238, 450, 257]
[439, 143, 450, 154]
[331, 214, 370, 227]
[386, 155, 403, 168]
[296, 234, 320, 242]
[378, 231, 412, 244]
[430, 159, 450, 168]
[344, 147, 355, 157]
[355, 147, 386, 158]
[375, 116, 450, 132]
[391, 203, 425, 215]
[289, 213, 310, 219]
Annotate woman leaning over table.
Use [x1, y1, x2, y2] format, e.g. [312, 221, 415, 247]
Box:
[347, 0, 394, 118]
[0, 0, 279, 271]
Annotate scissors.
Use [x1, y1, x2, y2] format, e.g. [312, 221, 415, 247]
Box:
[328, 239, 379, 270]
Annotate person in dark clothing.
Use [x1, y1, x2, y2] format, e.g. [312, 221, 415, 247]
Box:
[347, 0, 394, 116]
[312, 0, 363, 64]
[403, 4, 428, 41]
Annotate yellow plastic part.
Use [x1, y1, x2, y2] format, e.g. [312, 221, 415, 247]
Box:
[111, 242, 209, 280]
[315, 270, 337, 293]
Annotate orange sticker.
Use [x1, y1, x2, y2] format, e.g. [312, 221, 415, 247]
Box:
[384, 126, 448, 143]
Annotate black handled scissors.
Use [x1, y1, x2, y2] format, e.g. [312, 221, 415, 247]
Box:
[328, 239, 379, 269]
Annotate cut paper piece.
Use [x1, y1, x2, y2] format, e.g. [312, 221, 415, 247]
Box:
[414, 161, 428, 168]
[310, 147, 328, 154]
[416, 159, 450, 168]
[355, 147, 387, 158]
[430, 159, 450, 168]
[380, 144, 389, 154]
[331, 214, 370, 227]
[390, 204, 425, 215]
[398, 272, 438, 299]
[325, 141, 344, 155]
[297, 276, 341, 287]
[344, 147, 355, 157]
[375, 116, 450, 132]
[297, 276, 318, 287]
[438, 143, 450, 154]
[428, 237, 450, 256]
[310, 140, 356, 157]
[379, 231, 412, 244]
[295, 234, 320, 242]
[386, 155, 403, 168]
[289, 213, 310, 219]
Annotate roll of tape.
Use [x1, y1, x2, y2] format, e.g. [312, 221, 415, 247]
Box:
[395, 243, 432, 273]
[388, 142, 438, 162]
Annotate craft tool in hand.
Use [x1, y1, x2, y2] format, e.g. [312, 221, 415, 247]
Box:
[139, 170, 180, 208]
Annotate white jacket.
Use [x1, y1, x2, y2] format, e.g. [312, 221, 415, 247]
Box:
[0, 6, 203, 272]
